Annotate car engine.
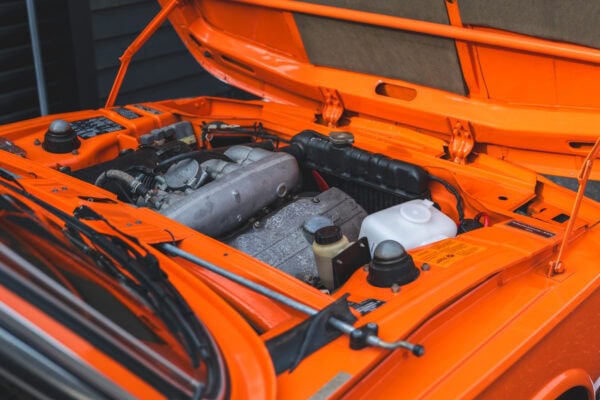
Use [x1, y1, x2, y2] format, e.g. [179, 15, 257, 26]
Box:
[73, 120, 451, 289]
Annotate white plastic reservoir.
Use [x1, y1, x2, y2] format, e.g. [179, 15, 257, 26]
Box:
[359, 199, 457, 255]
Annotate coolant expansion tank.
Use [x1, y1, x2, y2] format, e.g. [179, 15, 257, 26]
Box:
[359, 199, 457, 254]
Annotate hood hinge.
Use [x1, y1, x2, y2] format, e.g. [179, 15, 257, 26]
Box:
[319, 88, 344, 128]
[448, 118, 474, 164]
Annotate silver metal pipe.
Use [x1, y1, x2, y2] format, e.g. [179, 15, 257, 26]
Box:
[25, 0, 48, 116]
[159, 243, 424, 356]
[159, 243, 318, 316]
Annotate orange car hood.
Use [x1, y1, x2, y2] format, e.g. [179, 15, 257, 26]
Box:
[166, 0, 600, 177]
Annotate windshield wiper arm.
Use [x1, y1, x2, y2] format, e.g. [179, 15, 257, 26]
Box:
[70, 206, 209, 368]
[0, 170, 205, 369]
[0, 168, 26, 192]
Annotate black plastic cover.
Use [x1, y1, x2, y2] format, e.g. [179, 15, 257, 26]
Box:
[42, 120, 81, 154]
[368, 240, 419, 287]
[314, 225, 342, 245]
[265, 295, 357, 374]
[286, 130, 429, 211]
[332, 237, 371, 289]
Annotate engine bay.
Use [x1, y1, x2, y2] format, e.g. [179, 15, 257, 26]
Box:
[5, 0, 600, 395]
[0, 97, 583, 296]
[58, 116, 471, 290]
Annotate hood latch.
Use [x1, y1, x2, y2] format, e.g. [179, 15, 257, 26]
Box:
[448, 118, 474, 164]
[319, 88, 344, 128]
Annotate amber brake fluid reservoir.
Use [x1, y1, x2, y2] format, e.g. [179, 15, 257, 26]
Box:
[313, 225, 350, 291]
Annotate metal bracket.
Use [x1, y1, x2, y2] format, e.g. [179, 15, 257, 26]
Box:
[548, 136, 600, 275]
[349, 322, 379, 350]
[319, 88, 344, 128]
[448, 118, 474, 164]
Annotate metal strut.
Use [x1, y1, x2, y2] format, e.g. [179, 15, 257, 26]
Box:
[26, 0, 48, 116]
[105, 0, 182, 108]
[158, 243, 424, 357]
[548, 136, 600, 275]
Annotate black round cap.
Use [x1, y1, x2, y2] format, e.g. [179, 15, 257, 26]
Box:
[314, 225, 342, 245]
[368, 240, 420, 287]
[42, 120, 81, 154]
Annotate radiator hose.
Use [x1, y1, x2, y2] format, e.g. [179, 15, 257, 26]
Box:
[95, 169, 149, 197]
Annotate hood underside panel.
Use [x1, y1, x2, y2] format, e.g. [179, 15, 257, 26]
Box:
[460, 0, 600, 50]
[162, 0, 600, 176]
[293, 0, 467, 95]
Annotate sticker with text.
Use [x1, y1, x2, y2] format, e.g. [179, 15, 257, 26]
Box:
[412, 239, 485, 268]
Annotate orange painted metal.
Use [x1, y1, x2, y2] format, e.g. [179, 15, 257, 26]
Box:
[163, 0, 600, 178]
[531, 369, 594, 400]
[224, 0, 600, 65]
[2, 96, 600, 398]
[2, 1, 600, 399]
[443, 0, 487, 99]
[448, 118, 475, 165]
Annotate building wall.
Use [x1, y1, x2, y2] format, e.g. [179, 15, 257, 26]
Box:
[0, 1, 79, 124]
[0, 0, 246, 125]
[90, 0, 241, 106]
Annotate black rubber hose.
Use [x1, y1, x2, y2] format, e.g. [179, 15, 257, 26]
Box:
[428, 174, 464, 223]
[95, 170, 149, 197]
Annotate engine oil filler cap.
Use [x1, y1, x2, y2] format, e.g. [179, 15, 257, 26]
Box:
[400, 199, 433, 224]
[42, 119, 81, 154]
[367, 240, 420, 287]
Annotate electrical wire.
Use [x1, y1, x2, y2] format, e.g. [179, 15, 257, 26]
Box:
[428, 174, 464, 223]
[200, 121, 291, 148]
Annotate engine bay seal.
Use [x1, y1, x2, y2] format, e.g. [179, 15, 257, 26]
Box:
[265, 294, 357, 374]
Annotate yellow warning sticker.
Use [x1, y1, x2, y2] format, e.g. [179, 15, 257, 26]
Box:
[412, 239, 485, 268]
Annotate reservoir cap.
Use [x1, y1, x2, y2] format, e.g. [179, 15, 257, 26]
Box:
[400, 200, 433, 224]
[42, 120, 81, 154]
[315, 225, 343, 245]
[368, 240, 420, 287]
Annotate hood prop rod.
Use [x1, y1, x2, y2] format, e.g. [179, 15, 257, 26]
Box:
[105, 0, 182, 108]
[549, 136, 600, 275]
[159, 243, 424, 357]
